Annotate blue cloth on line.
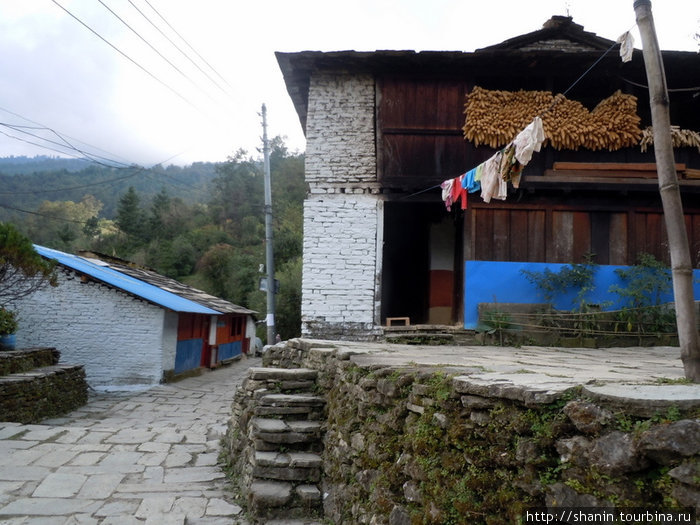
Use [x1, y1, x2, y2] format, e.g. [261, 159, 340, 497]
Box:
[461, 167, 482, 193]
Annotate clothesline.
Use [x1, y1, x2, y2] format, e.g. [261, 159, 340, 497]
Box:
[440, 116, 545, 211]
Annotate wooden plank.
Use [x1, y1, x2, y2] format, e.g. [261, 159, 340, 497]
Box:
[474, 209, 493, 260]
[609, 213, 628, 265]
[545, 169, 659, 179]
[572, 212, 591, 262]
[590, 212, 610, 264]
[492, 209, 510, 261]
[509, 210, 528, 262]
[535, 173, 700, 186]
[645, 213, 666, 264]
[552, 211, 574, 263]
[552, 162, 686, 171]
[528, 210, 546, 262]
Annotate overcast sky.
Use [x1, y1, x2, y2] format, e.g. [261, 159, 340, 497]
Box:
[0, 0, 697, 166]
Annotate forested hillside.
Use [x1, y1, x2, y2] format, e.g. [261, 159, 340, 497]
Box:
[0, 157, 218, 221]
[0, 139, 305, 339]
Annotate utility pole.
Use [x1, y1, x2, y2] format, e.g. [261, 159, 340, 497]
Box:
[261, 104, 276, 345]
[634, 0, 700, 381]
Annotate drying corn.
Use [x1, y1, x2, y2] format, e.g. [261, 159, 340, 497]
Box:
[640, 126, 700, 153]
[463, 87, 642, 151]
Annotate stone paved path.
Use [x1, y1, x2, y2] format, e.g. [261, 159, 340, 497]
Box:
[0, 355, 261, 525]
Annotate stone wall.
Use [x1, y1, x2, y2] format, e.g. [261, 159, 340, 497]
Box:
[253, 340, 700, 524]
[302, 195, 383, 340]
[12, 269, 168, 389]
[0, 348, 88, 424]
[305, 71, 376, 186]
[301, 70, 384, 340]
[0, 347, 60, 376]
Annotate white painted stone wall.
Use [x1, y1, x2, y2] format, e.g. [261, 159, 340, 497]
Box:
[161, 310, 179, 373]
[13, 270, 169, 390]
[302, 71, 383, 338]
[305, 72, 376, 185]
[302, 195, 382, 337]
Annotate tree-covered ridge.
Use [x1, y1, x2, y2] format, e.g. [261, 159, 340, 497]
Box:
[0, 155, 97, 174]
[1, 139, 305, 339]
[0, 160, 218, 222]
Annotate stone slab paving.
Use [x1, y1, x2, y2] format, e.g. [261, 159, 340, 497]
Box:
[0, 355, 262, 525]
[313, 340, 700, 406]
[1, 340, 698, 525]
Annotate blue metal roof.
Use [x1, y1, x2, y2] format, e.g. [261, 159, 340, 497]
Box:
[35, 245, 221, 315]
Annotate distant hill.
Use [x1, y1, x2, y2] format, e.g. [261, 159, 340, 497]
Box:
[0, 155, 99, 175]
[0, 156, 221, 221]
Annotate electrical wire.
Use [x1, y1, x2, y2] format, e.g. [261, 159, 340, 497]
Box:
[620, 76, 700, 93]
[0, 123, 131, 169]
[0, 201, 93, 225]
[50, 0, 205, 116]
[96, 0, 221, 107]
[138, 0, 236, 94]
[0, 171, 142, 196]
[126, 0, 232, 98]
[0, 106, 134, 168]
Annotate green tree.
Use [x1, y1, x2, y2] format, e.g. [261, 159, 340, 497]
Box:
[0, 222, 58, 307]
[25, 195, 104, 251]
[116, 186, 145, 241]
[149, 188, 171, 240]
[209, 150, 264, 237]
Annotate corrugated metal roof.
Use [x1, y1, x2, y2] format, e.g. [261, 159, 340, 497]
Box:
[34, 245, 254, 315]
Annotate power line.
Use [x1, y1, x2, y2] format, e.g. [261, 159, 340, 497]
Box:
[127, 0, 232, 98]
[0, 201, 92, 225]
[0, 128, 116, 166]
[97, 0, 220, 106]
[0, 122, 131, 169]
[138, 0, 236, 94]
[0, 171, 142, 196]
[50, 0, 205, 116]
[0, 106, 134, 168]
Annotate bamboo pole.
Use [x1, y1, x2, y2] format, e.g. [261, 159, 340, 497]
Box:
[634, 0, 700, 381]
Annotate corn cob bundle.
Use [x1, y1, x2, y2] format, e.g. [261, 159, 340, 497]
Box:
[585, 90, 642, 151]
[541, 94, 592, 150]
[640, 126, 700, 153]
[463, 87, 552, 148]
[463, 87, 642, 151]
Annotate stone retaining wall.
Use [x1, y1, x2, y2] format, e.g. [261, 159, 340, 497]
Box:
[0, 348, 88, 424]
[0, 347, 60, 375]
[253, 340, 700, 524]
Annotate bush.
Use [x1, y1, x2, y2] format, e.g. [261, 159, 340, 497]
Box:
[0, 308, 18, 335]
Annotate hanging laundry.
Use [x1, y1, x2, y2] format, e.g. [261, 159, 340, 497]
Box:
[440, 178, 455, 211]
[452, 174, 468, 210]
[513, 116, 545, 165]
[480, 152, 507, 203]
[499, 143, 524, 189]
[617, 31, 634, 63]
[461, 167, 482, 193]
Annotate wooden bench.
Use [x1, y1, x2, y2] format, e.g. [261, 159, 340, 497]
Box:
[386, 317, 410, 327]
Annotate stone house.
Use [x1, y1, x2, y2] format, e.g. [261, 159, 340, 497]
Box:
[12, 246, 256, 390]
[276, 16, 700, 339]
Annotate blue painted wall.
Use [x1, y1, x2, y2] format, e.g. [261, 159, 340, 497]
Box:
[174, 338, 203, 374]
[218, 340, 242, 361]
[464, 260, 700, 329]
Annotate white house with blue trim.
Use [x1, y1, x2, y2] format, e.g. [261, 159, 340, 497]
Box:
[11, 246, 256, 390]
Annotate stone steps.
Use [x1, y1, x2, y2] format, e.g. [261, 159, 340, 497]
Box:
[255, 393, 326, 420]
[233, 366, 326, 522]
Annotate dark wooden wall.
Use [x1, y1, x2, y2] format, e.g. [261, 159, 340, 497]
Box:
[377, 75, 700, 269]
[464, 199, 700, 267]
[377, 76, 700, 189]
